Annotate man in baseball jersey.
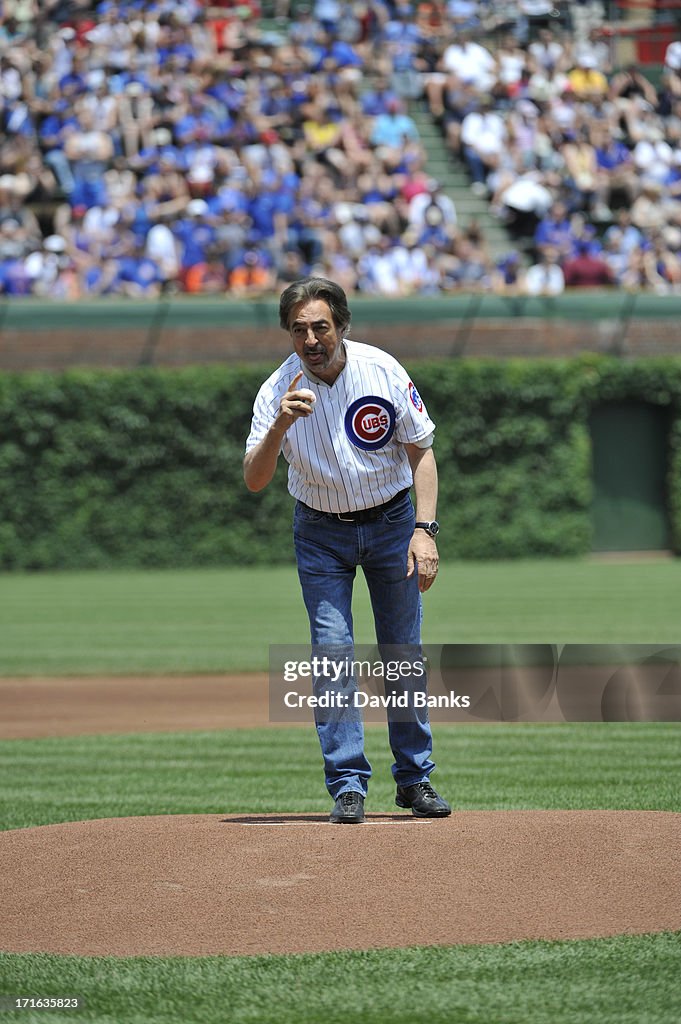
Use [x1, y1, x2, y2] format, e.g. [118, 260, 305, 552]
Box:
[244, 276, 450, 824]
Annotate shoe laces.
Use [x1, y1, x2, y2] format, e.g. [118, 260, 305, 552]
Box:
[413, 782, 438, 798]
[340, 791, 360, 806]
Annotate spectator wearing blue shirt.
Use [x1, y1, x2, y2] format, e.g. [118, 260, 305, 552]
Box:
[39, 111, 77, 194]
[173, 198, 217, 275]
[0, 212, 33, 295]
[381, 3, 425, 99]
[210, 183, 249, 219]
[313, 0, 342, 35]
[312, 31, 363, 74]
[566, 216, 602, 260]
[3, 98, 34, 140]
[174, 97, 233, 147]
[288, 183, 330, 265]
[57, 65, 87, 101]
[289, 6, 321, 48]
[604, 209, 644, 256]
[591, 123, 637, 211]
[534, 200, 575, 260]
[370, 98, 421, 149]
[361, 76, 400, 117]
[382, 3, 422, 46]
[247, 170, 295, 251]
[113, 238, 163, 297]
[601, 229, 633, 285]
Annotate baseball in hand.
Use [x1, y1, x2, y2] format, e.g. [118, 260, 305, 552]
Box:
[297, 389, 316, 406]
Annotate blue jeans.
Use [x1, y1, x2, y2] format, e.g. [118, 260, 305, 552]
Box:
[293, 492, 435, 799]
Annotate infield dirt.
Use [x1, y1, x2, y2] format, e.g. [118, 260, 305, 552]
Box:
[1, 675, 679, 957]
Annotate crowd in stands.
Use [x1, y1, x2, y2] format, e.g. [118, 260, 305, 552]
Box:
[1, 0, 681, 297]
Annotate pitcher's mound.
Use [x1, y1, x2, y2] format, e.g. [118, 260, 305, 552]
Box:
[2, 811, 680, 957]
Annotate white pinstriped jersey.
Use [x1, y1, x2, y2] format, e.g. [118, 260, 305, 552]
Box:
[245, 340, 435, 513]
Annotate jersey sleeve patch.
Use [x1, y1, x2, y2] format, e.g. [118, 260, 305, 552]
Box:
[408, 381, 424, 412]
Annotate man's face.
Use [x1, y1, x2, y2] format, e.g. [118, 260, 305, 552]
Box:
[288, 298, 346, 384]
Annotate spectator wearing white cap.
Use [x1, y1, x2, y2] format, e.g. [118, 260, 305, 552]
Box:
[23, 235, 71, 297]
[567, 53, 608, 100]
[573, 26, 611, 75]
[173, 198, 217, 281]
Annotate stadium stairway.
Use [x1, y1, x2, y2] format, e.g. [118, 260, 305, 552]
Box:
[408, 102, 517, 261]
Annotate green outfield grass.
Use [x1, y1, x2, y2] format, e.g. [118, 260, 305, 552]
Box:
[2, 932, 680, 1024]
[2, 722, 680, 832]
[1, 724, 680, 1023]
[0, 559, 679, 675]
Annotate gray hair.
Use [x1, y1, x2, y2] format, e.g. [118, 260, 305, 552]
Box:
[279, 277, 352, 336]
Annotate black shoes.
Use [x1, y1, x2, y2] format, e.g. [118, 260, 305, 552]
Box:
[328, 783, 449, 822]
[396, 781, 451, 817]
[329, 791, 365, 824]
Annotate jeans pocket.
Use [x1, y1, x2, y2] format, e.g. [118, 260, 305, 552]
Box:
[382, 497, 415, 525]
[295, 503, 325, 523]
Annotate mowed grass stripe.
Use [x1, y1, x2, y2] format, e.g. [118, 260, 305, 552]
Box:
[0, 560, 680, 674]
[1, 932, 680, 1024]
[1, 724, 679, 832]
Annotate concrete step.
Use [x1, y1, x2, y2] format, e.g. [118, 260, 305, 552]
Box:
[454, 195, 493, 214]
[415, 127, 446, 141]
[425, 165, 468, 182]
[407, 100, 519, 260]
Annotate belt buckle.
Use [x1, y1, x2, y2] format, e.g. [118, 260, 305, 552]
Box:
[336, 512, 357, 522]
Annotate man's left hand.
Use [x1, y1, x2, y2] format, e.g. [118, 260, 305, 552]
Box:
[406, 532, 439, 592]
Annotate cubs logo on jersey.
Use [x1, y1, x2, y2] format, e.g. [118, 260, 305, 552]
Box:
[344, 396, 396, 452]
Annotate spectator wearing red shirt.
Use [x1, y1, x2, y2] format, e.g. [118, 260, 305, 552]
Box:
[562, 241, 614, 287]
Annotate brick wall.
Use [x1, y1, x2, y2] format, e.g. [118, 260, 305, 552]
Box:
[0, 317, 679, 371]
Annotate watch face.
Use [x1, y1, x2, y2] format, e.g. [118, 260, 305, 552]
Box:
[429, 521, 440, 537]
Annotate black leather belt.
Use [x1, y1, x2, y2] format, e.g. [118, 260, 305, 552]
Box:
[300, 489, 410, 523]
